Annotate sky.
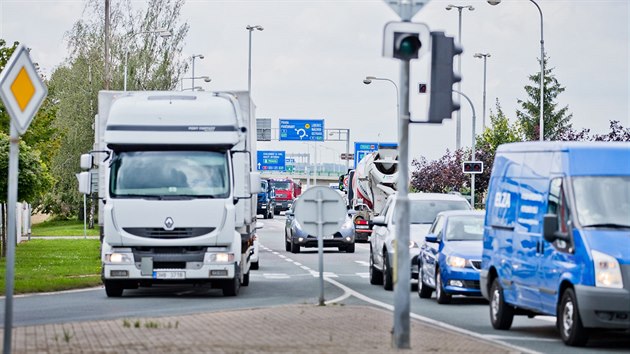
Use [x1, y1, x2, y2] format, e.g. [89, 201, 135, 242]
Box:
[1, 0, 628, 167]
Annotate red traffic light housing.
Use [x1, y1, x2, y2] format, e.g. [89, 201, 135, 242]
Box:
[462, 161, 483, 174]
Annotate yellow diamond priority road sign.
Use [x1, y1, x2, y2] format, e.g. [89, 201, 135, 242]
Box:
[0, 44, 48, 135]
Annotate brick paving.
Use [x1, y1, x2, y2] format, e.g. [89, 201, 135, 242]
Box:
[0, 304, 523, 353]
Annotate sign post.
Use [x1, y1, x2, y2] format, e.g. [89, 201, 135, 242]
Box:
[0, 44, 48, 354]
[293, 187, 346, 306]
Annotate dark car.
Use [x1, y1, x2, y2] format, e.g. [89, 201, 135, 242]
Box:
[418, 210, 485, 304]
[257, 179, 275, 219]
[284, 203, 355, 253]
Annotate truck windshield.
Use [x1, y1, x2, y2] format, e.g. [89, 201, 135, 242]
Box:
[271, 181, 291, 190]
[572, 176, 630, 228]
[110, 151, 229, 198]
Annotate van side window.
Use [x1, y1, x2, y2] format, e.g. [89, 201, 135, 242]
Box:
[547, 178, 572, 252]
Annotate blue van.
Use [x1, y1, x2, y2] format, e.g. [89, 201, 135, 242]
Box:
[480, 142, 630, 346]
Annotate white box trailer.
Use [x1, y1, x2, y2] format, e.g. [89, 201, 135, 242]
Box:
[78, 90, 260, 297]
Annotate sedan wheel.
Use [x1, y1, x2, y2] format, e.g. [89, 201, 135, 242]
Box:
[369, 248, 383, 285]
[435, 271, 451, 304]
[418, 266, 433, 299]
[383, 253, 393, 291]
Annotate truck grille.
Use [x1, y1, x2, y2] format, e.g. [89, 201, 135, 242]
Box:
[124, 227, 214, 238]
[132, 247, 206, 263]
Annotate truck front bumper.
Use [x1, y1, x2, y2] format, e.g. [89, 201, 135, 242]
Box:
[103, 261, 236, 282]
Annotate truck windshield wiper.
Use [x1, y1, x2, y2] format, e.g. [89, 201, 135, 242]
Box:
[581, 223, 630, 229]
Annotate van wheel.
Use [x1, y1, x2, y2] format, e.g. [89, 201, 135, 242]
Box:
[490, 278, 514, 330]
[104, 281, 124, 298]
[369, 248, 383, 285]
[383, 252, 393, 291]
[559, 288, 589, 346]
[418, 267, 433, 299]
[436, 271, 452, 304]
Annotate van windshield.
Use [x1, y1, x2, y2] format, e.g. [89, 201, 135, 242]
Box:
[110, 151, 229, 199]
[572, 176, 630, 228]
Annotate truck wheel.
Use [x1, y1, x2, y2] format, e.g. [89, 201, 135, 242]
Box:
[222, 269, 240, 296]
[291, 241, 300, 254]
[242, 270, 250, 286]
[418, 267, 433, 299]
[369, 248, 383, 285]
[104, 281, 124, 298]
[274, 209, 280, 216]
[558, 288, 589, 346]
[251, 260, 259, 270]
[490, 278, 514, 330]
[345, 243, 355, 253]
[435, 271, 452, 304]
[383, 253, 393, 291]
[285, 237, 291, 252]
[269, 209, 274, 219]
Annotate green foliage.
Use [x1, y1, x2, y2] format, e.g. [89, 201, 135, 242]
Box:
[0, 239, 101, 294]
[476, 99, 523, 157]
[516, 54, 573, 141]
[0, 133, 53, 203]
[31, 219, 100, 237]
[42, 0, 189, 218]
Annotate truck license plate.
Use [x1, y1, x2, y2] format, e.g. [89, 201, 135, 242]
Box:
[153, 271, 186, 279]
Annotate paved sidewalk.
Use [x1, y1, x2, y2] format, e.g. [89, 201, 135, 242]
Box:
[0, 304, 524, 353]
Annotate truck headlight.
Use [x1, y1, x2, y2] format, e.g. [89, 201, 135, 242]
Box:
[105, 253, 133, 264]
[447, 256, 467, 268]
[592, 250, 623, 289]
[205, 253, 235, 263]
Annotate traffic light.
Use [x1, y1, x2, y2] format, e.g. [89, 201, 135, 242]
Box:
[462, 161, 483, 174]
[427, 31, 462, 124]
[382, 22, 430, 61]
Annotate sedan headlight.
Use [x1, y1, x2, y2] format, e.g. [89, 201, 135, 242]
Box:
[447, 256, 467, 268]
[592, 250, 623, 288]
[105, 253, 133, 264]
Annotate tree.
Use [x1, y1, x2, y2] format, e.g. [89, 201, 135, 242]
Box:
[43, 0, 189, 218]
[516, 54, 573, 141]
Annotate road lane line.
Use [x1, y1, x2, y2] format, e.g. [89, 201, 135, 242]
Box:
[300, 266, 310, 271]
[323, 277, 539, 354]
[354, 260, 369, 267]
[293, 262, 302, 266]
[484, 335, 558, 342]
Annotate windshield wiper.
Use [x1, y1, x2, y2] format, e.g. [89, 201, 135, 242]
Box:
[581, 223, 630, 229]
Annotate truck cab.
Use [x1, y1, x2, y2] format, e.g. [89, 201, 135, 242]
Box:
[269, 178, 301, 215]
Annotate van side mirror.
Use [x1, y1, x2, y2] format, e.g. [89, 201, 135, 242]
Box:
[77, 171, 92, 195]
[425, 234, 439, 243]
[543, 214, 570, 243]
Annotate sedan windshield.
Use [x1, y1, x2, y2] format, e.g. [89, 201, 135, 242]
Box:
[445, 216, 484, 241]
[572, 176, 630, 228]
[110, 151, 229, 198]
[408, 200, 471, 224]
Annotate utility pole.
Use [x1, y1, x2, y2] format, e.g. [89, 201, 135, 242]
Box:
[104, 0, 110, 90]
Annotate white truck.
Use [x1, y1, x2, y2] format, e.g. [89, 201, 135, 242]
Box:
[77, 90, 261, 297]
[350, 145, 398, 241]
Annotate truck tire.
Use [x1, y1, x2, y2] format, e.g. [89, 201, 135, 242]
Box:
[269, 209, 274, 219]
[251, 260, 259, 270]
[435, 271, 452, 304]
[558, 288, 589, 346]
[345, 243, 355, 253]
[489, 278, 514, 330]
[104, 281, 124, 298]
[222, 268, 240, 296]
[418, 267, 433, 299]
[383, 253, 393, 291]
[285, 237, 291, 252]
[291, 241, 300, 254]
[369, 249, 383, 285]
[242, 269, 250, 286]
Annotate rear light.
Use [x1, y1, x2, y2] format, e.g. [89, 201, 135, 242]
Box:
[355, 219, 368, 225]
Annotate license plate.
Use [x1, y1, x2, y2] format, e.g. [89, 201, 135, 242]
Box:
[153, 271, 185, 279]
[355, 225, 370, 230]
[323, 235, 334, 240]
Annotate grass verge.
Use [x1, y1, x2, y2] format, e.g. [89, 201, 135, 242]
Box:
[0, 239, 101, 295]
[31, 219, 100, 237]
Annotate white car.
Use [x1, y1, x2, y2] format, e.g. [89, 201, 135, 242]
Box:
[369, 192, 471, 291]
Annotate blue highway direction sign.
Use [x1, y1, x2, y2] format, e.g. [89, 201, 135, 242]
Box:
[279, 119, 324, 141]
[354, 142, 398, 168]
[257, 150, 286, 171]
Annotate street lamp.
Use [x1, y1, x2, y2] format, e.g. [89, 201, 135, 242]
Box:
[190, 54, 204, 90]
[124, 28, 172, 91]
[473, 53, 491, 130]
[363, 76, 400, 121]
[453, 89, 478, 208]
[180, 76, 211, 91]
[446, 4, 474, 150]
[246, 25, 264, 130]
[182, 86, 204, 92]
[487, 0, 544, 141]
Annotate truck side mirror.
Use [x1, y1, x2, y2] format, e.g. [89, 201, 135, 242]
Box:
[371, 215, 387, 227]
[77, 171, 92, 195]
[250, 172, 262, 194]
[80, 154, 93, 170]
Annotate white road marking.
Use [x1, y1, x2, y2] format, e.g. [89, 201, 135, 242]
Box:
[293, 262, 302, 266]
[536, 316, 556, 323]
[262, 273, 290, 279]
[354, 260, 369, 267]
[310, 271, 337, 278]
[356, 272, 369, 278]
[278, 254, 286, 259]
[300, 266, 310, 271]
[284, 258, 294, 262]
[485, 335, 558, 342]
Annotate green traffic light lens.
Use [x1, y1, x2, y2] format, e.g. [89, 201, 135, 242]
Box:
[400, 37, 421, 56]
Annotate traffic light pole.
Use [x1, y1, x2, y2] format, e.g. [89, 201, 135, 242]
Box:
[393, 59, 411, 350]
[453, 89, 476, 208]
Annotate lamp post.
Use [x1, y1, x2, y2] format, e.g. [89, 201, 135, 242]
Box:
[446, 4, 474, 150]
[488, 0, 544, 141]
[473, 53, 491, 130]
[190, 54, 204, 90]
[124, 28, 172, 91]
[180, 76, 211, 91]
[453, 89, 477, 208]
[363, 76, 400, 123]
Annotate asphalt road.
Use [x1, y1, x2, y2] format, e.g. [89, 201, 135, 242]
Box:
[1, 215, 629, 353]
